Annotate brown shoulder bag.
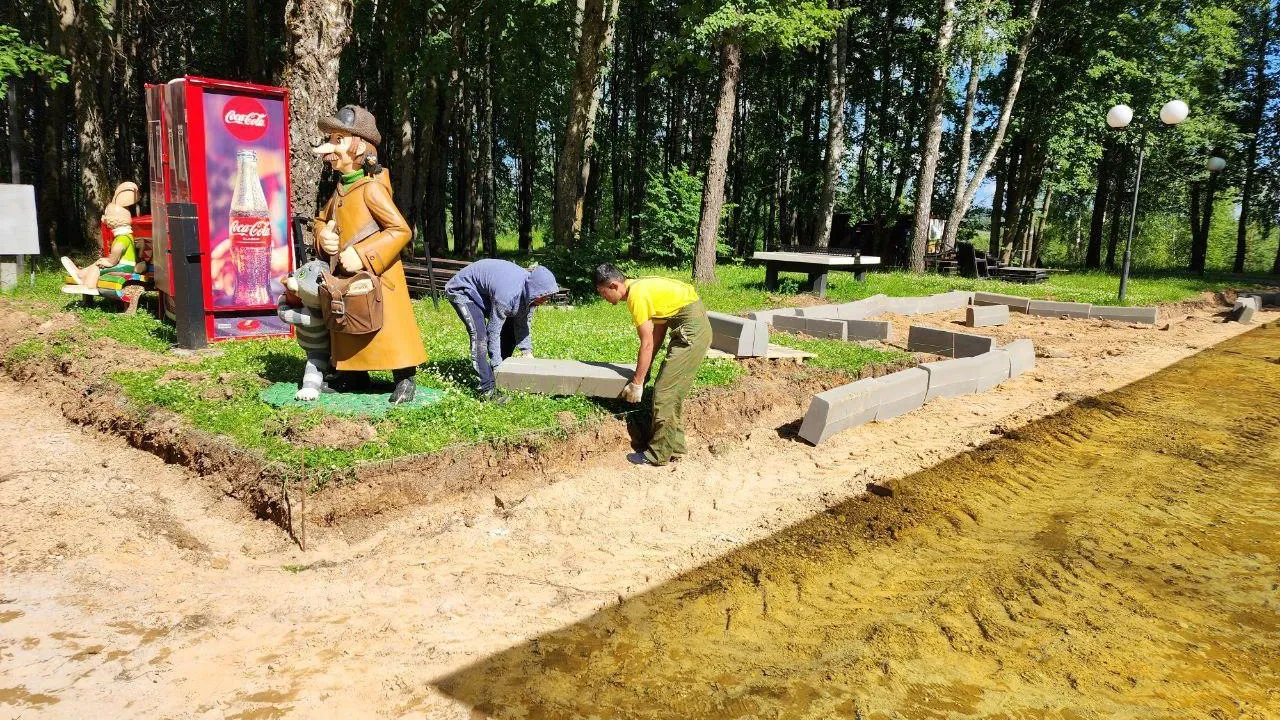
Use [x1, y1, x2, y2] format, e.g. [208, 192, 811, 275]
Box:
[318, 191, 385, 335]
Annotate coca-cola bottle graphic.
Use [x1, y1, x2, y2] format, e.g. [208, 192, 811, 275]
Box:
[229, 149, 272, 306]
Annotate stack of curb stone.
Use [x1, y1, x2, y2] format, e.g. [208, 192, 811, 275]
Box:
[798, 336, 1035, 445]
[706, 311, 770, 357]
[745, 291, 1161, 352]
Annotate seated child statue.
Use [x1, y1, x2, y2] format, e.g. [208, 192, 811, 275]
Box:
[61, 182, 142, 287]
[277, 260, 333, 401]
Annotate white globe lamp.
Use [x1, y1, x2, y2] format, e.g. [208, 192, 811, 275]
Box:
[1160, 100, 1189, 126]
[1206, 156, 1226, 173]
[1106, 104, 1133, 129]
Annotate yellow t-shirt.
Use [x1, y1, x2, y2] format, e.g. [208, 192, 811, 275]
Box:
[626, 277, 699, 327]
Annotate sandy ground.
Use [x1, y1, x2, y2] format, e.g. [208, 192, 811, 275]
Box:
[0, 301, 1274, 718]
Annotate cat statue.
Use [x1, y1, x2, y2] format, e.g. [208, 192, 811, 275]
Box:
[277, 260, 333, 401]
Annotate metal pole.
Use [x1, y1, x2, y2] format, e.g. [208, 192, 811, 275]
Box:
[1119, 131, 1146, 303]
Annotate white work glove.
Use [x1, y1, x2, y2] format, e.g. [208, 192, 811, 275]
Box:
[318, 219, 341, 256]
[338, 246, 363, 274]
[622, 381, 643, 404]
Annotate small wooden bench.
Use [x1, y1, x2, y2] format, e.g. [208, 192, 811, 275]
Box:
[402, 256, 573, 308]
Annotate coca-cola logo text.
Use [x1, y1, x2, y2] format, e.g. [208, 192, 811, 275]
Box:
[230, 216, 272, 246]
[222, 96, 269, 142]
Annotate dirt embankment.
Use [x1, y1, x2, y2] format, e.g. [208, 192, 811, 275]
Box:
[0, 299, 905, 539]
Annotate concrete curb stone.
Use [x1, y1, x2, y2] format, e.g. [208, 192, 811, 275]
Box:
[966, 304, 1010, 328]
[1026, 299, 1092, 319]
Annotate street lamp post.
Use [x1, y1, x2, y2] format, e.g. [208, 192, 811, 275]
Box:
[1107, 99, 1189, 302]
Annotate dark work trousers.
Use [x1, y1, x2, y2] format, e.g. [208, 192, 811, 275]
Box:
[447, 292, 518, 394]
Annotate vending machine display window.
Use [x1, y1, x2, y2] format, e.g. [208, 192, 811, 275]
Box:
[145, 76, 294, 345]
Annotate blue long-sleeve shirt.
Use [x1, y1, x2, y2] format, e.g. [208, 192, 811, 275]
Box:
[444, 259, 560, 367]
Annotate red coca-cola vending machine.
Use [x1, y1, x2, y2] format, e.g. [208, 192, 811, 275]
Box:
[145, 76, 294, 347]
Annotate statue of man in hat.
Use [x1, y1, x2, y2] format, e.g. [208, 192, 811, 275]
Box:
[312, 104, 427, 403]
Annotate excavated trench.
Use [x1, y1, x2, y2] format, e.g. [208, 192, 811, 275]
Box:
[437, 321, 1280, 719]
[0, 300, 908, 537]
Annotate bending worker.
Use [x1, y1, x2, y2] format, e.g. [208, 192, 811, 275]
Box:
[593, 264, 711, 466]
[445, 259, 560, 403]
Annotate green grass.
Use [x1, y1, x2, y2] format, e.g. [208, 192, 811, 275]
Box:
[4, 257, 1274, 474]
[770, 332, 912, 372]
[629, 262, 1277, 311]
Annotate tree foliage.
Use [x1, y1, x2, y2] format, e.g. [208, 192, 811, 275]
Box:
[0, 0, 1275, 274]
[0, 25, 67, 98]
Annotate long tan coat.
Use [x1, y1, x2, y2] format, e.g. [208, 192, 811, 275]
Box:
[314, 175, 428, 371]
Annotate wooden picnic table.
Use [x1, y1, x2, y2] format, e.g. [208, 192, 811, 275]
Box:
[751, 251, 881, 298]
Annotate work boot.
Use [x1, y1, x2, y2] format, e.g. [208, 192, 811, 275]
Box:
[482, 388, 512, 405]
[640, 448, 668, 467]
[330, 370, 371, 393]
[389, 368, 417, 404]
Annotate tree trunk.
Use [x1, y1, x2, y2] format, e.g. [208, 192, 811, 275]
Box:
[245, 0, 265, 81]
[779, 162, 794, 247]
[907, 0, 957, 272]
[1031, 185, 1052, 266]
[1085, 146, 1111, 268]
[693, 39, 742, 284]
[1235, 0, 1271, 273]
[453, 80, 472, 256]
[387, 0, 418, 219]
[1189, 181, 1206, 273]
[946, 55, 981, 240]
[409, 74, 438, 236]
[665, 72, 684, 173]
[940, 0, 1042, 250]
[423, 79, 450, 256]
[628, 0, 652, 256]
[553, 0, 621, 247]
[480, 25, 497, 257]
[281, 0, 355, 218]
[1008, 160, 1043, 266]
[730, 85, 748, 255]
[518, 129, 535, 253]
[1000, 137, 1028, 259]
[1106, 184, 1123, 270]
[1195, 172, 1219, 271]
[54, 0, 117, 247]
[610, 73, 625, 238]
[815, 7, 848, 248]
[38, 13, 69, 255]
[989, 154, 1005, 255]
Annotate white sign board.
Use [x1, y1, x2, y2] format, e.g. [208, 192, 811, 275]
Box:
[0, 184, 40, 255]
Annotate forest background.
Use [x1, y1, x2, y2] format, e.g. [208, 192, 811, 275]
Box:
[3, 0, 1278, 286]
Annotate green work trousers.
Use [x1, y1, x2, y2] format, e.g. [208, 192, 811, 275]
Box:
[646, 300, 712, 464]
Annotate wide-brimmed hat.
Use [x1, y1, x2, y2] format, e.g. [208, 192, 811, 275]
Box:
[318, 104, 381, 148]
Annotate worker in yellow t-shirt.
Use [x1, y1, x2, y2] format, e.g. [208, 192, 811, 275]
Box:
[594, 263, 712, 466]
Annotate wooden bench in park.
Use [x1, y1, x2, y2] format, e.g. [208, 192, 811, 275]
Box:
[751, 250, 881, 298]
[955, 242, 1048, 284]
[402, 255, 573, 308]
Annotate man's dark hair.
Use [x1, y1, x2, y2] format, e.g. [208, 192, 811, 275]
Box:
[592, 263, 626, 286]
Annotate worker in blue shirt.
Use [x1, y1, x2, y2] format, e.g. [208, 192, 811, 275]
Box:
[445, 259, 560, 403]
